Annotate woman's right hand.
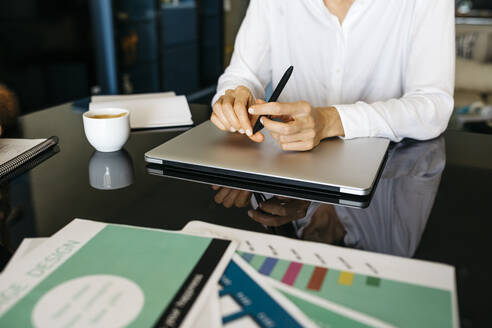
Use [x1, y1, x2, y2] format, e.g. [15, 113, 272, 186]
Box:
[210, 86, 264, 142]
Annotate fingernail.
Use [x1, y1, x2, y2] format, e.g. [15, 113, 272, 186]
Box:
[239, 129, 245, 134]
[247, 210, 253, 217]
[248, 108, 254, 114]
[246, 129, 252, 136]
[260, 117, 264, 124]
[230, 127, 236, 132]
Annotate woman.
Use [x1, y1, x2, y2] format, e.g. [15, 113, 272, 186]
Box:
[211, 0, 455, 151]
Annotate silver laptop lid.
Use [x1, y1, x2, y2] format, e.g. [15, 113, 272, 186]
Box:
[145, 121, 389, 195]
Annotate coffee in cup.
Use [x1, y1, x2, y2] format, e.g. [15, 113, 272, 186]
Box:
[88, 113, 127, 119]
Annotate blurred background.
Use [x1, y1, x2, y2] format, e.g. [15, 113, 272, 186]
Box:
[0, 0, 492, 133]
[0, 0, 250, 114]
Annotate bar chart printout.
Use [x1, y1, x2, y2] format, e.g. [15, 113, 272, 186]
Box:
[218, 256, 313, 328]
[239, 251, 453, 328]
[181, 221, 457, 328]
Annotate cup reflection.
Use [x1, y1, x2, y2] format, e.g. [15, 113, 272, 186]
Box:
[88, 149, 134, 190]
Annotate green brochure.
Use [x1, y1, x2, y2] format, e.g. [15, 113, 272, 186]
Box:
[0, 219, 236, 328]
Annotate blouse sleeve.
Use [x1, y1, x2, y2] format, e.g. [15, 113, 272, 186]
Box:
[335, 0, 455, 142]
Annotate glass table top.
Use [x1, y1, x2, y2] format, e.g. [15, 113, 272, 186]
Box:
[0, 101, 491, 326]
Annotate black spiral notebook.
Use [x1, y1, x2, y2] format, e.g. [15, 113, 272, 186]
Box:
[0, 136, 59, 181]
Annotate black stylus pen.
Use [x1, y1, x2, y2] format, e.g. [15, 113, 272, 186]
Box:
[252, 65, 294, 134]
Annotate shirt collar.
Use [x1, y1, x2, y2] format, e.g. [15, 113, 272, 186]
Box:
[311, 0, 371, 28]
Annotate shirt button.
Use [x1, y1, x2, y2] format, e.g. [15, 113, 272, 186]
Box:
[336, 68, 341, 74]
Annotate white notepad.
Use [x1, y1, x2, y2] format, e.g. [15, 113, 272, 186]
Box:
[0, 137, 58, 179]
[91, 91, 176, 103]
[89, 93, 193, 129]
[0, 139, 46, 166]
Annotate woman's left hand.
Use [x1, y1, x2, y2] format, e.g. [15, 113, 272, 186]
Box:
[248, 100, 344, 151]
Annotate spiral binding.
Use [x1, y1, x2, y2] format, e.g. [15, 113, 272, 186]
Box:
[0, 136, 59, 177]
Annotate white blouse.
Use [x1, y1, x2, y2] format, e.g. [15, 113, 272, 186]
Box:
[213, 0, 455, 142]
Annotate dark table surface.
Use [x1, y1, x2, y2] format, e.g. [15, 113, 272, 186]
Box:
[1, 102, 491, 327]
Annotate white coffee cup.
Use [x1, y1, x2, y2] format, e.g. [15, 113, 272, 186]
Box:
[83, 108, 130, 152]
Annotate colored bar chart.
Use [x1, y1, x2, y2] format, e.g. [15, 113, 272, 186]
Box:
[237, 252, 453, 328]
[241, 252, 254, 263]
[338, 272, 354, 286]
[259, 257, 278, 276]
[239, 252, 373, 291]
[281, 262, 302, 285]
[306, 267, 328, 291]
[366, 276, 381, 287]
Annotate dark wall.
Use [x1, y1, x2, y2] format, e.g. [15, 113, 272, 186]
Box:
[0, 0, 226, 112]
[113, 0, 223, 101]
[473, 0, 492, 10]
[0, 0, 94, 113]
